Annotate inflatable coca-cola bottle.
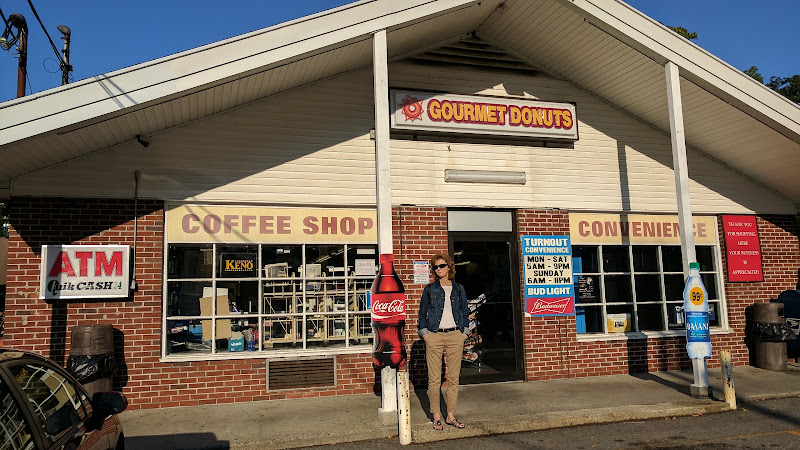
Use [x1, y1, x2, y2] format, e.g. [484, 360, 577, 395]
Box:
[371, 253, 407, 368]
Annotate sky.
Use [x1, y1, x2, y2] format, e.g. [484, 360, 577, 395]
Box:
[0, 0, 798, 103]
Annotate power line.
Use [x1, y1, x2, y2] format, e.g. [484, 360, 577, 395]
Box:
[25, 0, 63, 65]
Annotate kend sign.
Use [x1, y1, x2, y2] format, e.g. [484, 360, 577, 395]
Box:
[40, 245, 130, 299]
[391, 90, 578, 140]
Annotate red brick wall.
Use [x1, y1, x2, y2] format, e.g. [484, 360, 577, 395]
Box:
[719, 215, 800, 366]
[393, 206, 449, 387]
[517, 211, 799, 380]
[5, 198, 376, 410]
[517, 209, 576, 380]
[7, 199, 796, 409]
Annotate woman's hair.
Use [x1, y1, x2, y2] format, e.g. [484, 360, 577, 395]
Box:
[429, 253, 456, 280]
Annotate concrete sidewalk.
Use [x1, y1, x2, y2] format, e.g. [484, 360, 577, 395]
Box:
[120, 364, 800, 449]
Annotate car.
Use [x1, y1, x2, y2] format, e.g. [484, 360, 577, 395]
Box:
[0, 348, 127, 450]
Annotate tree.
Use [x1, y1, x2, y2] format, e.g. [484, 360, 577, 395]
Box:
[767, 75, 800, 104]
[744, 66, 800, 105]
[744, 66, 764, 84]
[667, 26, 698, 41]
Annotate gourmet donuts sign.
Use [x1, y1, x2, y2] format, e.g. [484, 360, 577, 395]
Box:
[390, 90, 578, 140]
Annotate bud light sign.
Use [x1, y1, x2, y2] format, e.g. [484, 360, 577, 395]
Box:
[40, 245, 131, 299]
[522, 236, 575, 317]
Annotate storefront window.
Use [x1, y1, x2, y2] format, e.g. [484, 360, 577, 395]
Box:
[165, 243, 377, 357]
[573, 245, 724, 334]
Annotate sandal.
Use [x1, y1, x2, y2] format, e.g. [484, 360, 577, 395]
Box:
[432, 419, 443, 431]
[445, 418, 465, 429]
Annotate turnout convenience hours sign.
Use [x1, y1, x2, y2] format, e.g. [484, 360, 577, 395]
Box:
[391, 90, 578, 140]
[522, 236, 575, 317]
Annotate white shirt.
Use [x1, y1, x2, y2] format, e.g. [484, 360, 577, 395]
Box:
[438, 284, 457, 329]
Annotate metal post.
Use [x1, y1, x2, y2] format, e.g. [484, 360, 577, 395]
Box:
[665, 61, 708, 396]
[58, 25, 71, 86]
[397, 371, 412, 445]
[720, 349, 736, 410]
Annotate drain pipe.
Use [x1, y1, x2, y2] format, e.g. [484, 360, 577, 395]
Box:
[130, 170, 140, 291]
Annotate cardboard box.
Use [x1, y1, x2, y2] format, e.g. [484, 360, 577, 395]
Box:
[200, 288, 232, 340]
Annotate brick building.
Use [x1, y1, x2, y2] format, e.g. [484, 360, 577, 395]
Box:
[1, 0, 798, 410]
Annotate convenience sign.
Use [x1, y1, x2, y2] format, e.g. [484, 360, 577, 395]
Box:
[40, 245, 130, 299]
[391, 90, 578, 140]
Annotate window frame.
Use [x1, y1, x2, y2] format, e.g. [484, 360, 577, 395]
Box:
[573, 243, 728, 338]
[162, 242, 377, 361]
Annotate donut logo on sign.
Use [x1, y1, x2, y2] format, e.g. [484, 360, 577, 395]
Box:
[399, 95, 424, 122]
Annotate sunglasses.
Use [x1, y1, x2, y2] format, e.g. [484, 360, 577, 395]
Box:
[433, 263, 449, 270]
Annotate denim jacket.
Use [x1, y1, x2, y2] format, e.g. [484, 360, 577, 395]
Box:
[418, 279, 469, 336]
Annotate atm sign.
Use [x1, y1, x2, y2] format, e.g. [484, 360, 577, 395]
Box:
[40, 245, 131, 299]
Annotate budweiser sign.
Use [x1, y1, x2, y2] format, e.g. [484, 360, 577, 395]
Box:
[370, 294, 406, 322]
[528, 297, 573, 315]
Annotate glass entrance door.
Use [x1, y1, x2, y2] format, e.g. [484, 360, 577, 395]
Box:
[451, 234, 524, 383]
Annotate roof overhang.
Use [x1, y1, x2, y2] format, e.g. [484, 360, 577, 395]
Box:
[1, 0, 798, 205]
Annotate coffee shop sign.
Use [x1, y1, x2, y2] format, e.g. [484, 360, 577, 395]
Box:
[166, 205, 378, 244]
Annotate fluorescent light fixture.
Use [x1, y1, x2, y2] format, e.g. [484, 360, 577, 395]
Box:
[444, 169, 526, 184]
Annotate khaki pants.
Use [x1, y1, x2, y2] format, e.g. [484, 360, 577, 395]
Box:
[425, 330, 466, 416]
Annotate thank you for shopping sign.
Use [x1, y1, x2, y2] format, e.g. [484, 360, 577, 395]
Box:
[721, 215, 763, 282]
[40, 245, 130, 299]
[522, 236, 575, 316]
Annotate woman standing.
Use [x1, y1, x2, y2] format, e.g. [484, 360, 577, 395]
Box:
[418, 253, 469, 430]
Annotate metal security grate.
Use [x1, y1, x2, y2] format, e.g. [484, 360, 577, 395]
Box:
[266, 358, 336, 390]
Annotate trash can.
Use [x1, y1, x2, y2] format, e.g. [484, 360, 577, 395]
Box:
[752, 303, 793, 370]
[66, 324, 117, 396]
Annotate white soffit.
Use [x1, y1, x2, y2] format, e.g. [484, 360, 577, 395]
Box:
[0, 0, 500, 182]
[476, 0, 800, 203]
[0, 0, 798, 204]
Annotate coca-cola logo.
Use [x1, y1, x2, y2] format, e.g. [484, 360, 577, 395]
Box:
[371, 294, 406, 322]
[528, 297, 572, 315]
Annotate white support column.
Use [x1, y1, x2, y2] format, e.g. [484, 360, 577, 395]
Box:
[372, 29, 409, 435]
[374, 29, 393, 256]
[665, 61, 697, 276]
[666, 61, 708, 397]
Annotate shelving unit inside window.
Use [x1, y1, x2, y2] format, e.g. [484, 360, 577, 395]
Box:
[572, 244, 724, 335]
[165, 243, 377, 357]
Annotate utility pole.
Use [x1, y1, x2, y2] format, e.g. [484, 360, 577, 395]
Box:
[0, 13, 28, 98]
[16, 20, 26, 97]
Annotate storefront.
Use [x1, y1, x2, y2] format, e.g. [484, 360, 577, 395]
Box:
[1, 0, 798, 410]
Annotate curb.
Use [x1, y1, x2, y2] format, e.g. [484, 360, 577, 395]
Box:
[410, 401, 731, 444]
